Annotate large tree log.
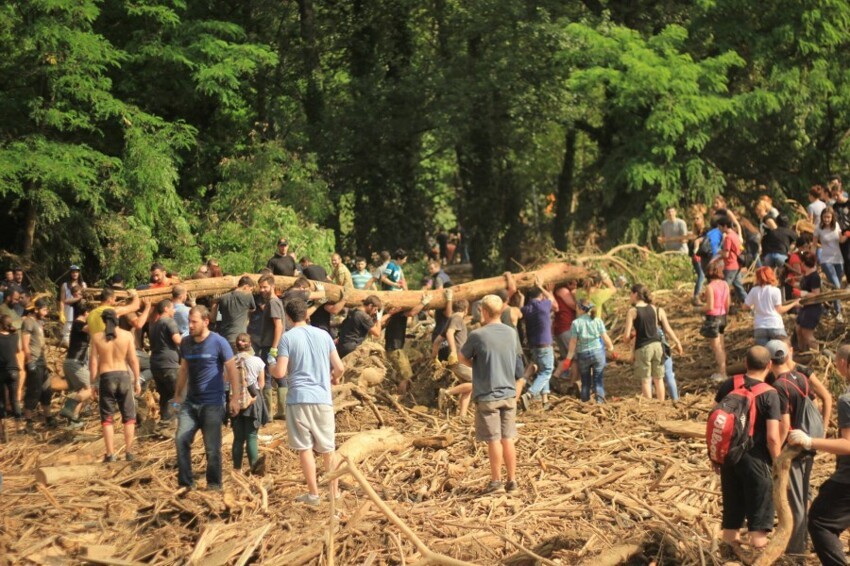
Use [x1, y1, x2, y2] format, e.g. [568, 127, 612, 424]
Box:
[83, 262, 587, 310]
[336, 427, 409, 463]
[35, 464, 103, 485]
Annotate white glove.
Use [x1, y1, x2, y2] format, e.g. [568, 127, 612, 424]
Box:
[314, 282, 325, 293]
[788, 429, 812, 450]
[420, 293, 432, 306]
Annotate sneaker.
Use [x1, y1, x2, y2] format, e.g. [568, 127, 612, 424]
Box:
[295, 493, 321, 507]
[103, 454, 116, 463]
[483, 481, 505, 494]
[542, 402, 551, 411]
[250, 454, 266, 476]
[66, 420, 84, 430]
[710, 373, 726, 384]
[437, 388, 448, 411]
[125, 453, 135, 462]
[505, 480, 518, 493]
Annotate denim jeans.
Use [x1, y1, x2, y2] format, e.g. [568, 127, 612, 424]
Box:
[761, 253, 787, 270]
[528, 346, 555, 397]
[577, 348, 605, 403]
[663, 356, 679, 401]
[692, 257, 705, 298]
[724, 269, 747, 303]
[821, 262, 844, 314]
[753, 327, 787, 346]
[176, 402, 225, 488]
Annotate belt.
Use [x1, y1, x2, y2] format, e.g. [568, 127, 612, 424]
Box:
[530, 344, 553, 349]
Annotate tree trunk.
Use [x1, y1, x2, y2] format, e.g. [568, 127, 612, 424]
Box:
[337, 427, 408, 463]
[36, 464, 103, 485]
[553, 127, 577, 251]
[22, 195, 37, 260]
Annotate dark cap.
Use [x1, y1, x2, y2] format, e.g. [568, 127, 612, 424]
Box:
[69, 264, 80, 271]
[277, 238, 289, 246]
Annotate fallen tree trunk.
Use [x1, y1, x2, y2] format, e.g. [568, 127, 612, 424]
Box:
[84, 262, 587, 310]
[336, 427, 409, 463]
[657, 420, 704, 439]
[36, 464, 103, 486]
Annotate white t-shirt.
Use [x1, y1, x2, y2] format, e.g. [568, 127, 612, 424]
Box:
[815, 224, 844, 264]
[744, 286, 783, 330]
[809, 200, 827, 226]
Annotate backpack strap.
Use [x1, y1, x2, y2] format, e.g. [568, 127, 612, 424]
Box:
[732, 374, 746, 390]
[775, 372, 809, 400]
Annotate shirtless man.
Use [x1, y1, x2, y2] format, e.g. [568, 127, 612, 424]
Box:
[90, 309, 140, 462]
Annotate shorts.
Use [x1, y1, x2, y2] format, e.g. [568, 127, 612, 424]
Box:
[797, 307, 822, 330]
[387, 349, 413, 382]
[700, 314, 727, 339]
[98, 371, 136, 425]
[448, 362, 472, 383]
[555, 330, 571, 359]
[474, 397, 517, 442]
[286, 403, 335, 453]
[24, 361, 51, 411]
[633, 342, 664, 382]
[720, 452, 774, 532]
[63, 359, 91, 391]
[753, 327, 786, 346]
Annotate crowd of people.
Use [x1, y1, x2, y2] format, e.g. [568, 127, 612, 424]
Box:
[1, 185, 850, 563]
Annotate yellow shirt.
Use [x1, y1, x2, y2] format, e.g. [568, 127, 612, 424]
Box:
[87, 305, 111, 334]
[576, 287, 615, 313]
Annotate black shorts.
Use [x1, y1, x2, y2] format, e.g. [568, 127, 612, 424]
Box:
[720, 452, 774, 532]
[24, 361, 51, 411]
[98, 371, 136, 425]
[700, 314, 727, 339]
[797, 307, 823, 330]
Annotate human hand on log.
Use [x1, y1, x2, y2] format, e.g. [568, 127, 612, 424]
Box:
[446, 352, 458, 366]
[788, 430, 812, 450]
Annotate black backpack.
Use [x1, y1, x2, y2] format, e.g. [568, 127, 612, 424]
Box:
[774, 372, 825, 441]
[706, 375, 773, 467]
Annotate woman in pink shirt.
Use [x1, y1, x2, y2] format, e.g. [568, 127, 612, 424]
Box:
[700, 262, 730, 382]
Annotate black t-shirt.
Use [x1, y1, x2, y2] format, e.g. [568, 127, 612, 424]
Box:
[0, 332, 18, 371]
[715, 375, 781, 461]
[309, 304, 332, 335]
[761, 227, 796, 255]
[800, 272, 823, 313]
[267, 254, 297, 276]
[337, 309, 375, 357]
[833, 199, 850, 231]
[150, 317, 181, 370]
[302, 265, 328, 282]
[385, 312, 408, 352]
[282, 288, 310, 331]
[767, 365, 815, 426]
[217, 291, 256, 343]
[66, 319, 90, 363]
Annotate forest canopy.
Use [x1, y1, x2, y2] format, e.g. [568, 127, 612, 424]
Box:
[2, 0, 850, 282]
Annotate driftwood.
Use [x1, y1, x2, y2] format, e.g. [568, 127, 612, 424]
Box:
[36, 464, 103, 486]
[83, 262, 587, 309]
[657, 420, 704, 439]
[336, 427, 409, 463]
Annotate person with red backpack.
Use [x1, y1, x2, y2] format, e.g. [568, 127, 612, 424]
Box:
[788, 344, 850, 566]
[712, 346, 782, 551]
[766, 339, 831, 559]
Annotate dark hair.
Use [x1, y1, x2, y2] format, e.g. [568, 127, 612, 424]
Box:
[109, 274, 125, 287]
[363, 295, 382, 309]
[293, 277, 311, 289]
[526, 286, 543, 300]
[630, 283, 652, 304]
[820, 206, 838, 230]
[102, 309, 119, 342]
[495, 289, 509, 302]
[284, 298, 308, 322]
[380, 251, 391, 262]
[801, 251, 818, 268]
[795, 233, 813, 248]
[33, 298, 49, 310]
[100, 287, 115, 302]
[776, 214, 789, 228]
[156, 299, 173, 315]
[172, 285, 186, 299]
[235, 332, 252, 352]
[190, 305, 210, 321]
[259, 267, 272, 277]
[355, 256, 366, 264]
[745, 346, 771, 371]
[237, 275, 255, 288]
[707, 261, 725, 280]
[810, 185, 826, 200]
[716, 217, 732, 228]
[258, 274, 275, 287]
[454, 299, 469, 312]
[150, 262, 165, 272]
[77, 301, 92, 315]
[0, 314, 15, 333]
[393, 248, 407, 260]
[300, 256, 311, 264]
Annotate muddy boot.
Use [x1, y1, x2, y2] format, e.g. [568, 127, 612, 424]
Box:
[275, 386, 287, 420]
[59, 398, 80, 421]
[263, 388, 275, 422]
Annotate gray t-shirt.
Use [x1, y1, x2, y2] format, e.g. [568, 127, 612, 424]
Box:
[217, 291, 256, 343]
[260, 296, 284, 348]
[461, 323, 520, 402]
[22, 316, 45, 362]
[834, 393, 850, 484]
[444, 312, 468, 353]
[661, 218, 688, 253]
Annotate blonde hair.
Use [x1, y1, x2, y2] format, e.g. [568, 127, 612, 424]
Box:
[480, 295, 503, 318]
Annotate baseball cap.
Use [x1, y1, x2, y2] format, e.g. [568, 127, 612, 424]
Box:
[579, 299, 595, 312]
[69, 264, 80, 271]
[766, 339, 789, 363]
[277, 238, 289, 246]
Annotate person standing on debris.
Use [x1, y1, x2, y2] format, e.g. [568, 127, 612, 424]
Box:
[172, 286, 190, 337]
[814, 206, 846, 321]
[381, 249, 408, 291]
[231, 333, 267, 473]
[743, 266, 800, 346]
[766, 339, 832, 559]
[701, 262, 730, 382]
[436, 298, 473, 417]
[59, 302, 93, 426]
[788, 344, 850, 566]
[257, 274, 285, 421]
[212, 276, 256, 354]
[0, 289, 22, 330]
[58, 265, 86, 347]
[658, 206, 689, 253]
[274, 298, 345, 506]
[715, 346, 781, 552]
[86, 287, 141, 335]
[0, 314, 22, 440]
[518, 276, 558, 411]
[459, 294, 522, 494]
[385, 293, 430, 396]
[22, 298, 55, 432]
[90, 309, 141, 462]
[149, 299, 182, 425]
[796, 251, 823, 353]
[718, 216, 747, 306]
[564, 298, 615, 403]
[267, 238, 298, 276]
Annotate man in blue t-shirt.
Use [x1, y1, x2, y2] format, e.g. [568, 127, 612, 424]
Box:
[518, 276, 558, 410]
[275, 298, 345, 506]
[174, 305, 239, 490]
[380, 249, 407, 291]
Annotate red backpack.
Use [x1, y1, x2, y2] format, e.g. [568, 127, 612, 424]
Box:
[706, 375, 773, 466]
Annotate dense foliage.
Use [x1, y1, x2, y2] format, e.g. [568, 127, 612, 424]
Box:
[2, 0, 850, 281]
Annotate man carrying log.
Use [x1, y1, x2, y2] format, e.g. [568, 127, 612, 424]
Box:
[149, 299, 182, 425]
[385, 293, 431, 395]
[86, 286, 141, 335]
[257, 274, 285, 421]
[789, 344, 850, 566]
[173, 305, 240, 490]
[336, 295, 390, 358]
[211, 276, 256, 354]
[715, 346, 782, 551]
[459, 294, 522, 494]
[274, 298, 345, 506]
[89, 309, 141, 462]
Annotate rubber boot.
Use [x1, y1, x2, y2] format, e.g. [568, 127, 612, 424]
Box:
[263, 388, 275, 422]
[275, 386, 287, 420]
[59, 398, 80, 421]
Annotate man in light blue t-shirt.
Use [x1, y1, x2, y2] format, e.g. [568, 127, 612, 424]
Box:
[275, 298, 345, 506]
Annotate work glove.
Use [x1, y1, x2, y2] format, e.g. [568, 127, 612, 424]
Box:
[559, 358, 572, 373]
[446, 352, 458, 366]
[267, 347, 278, 366]
[431, 357, 444, 371]
[420, 293, 432, 306]
[788, 429, 812, 450]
